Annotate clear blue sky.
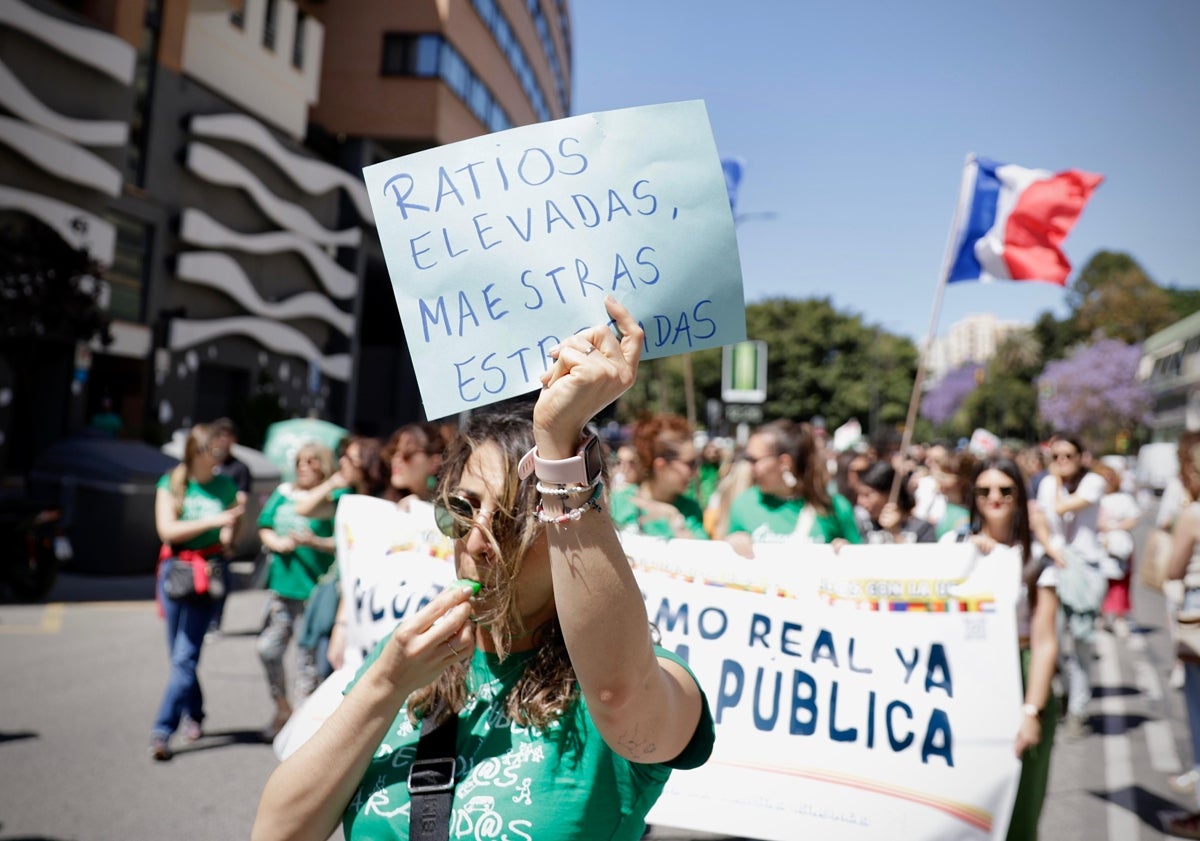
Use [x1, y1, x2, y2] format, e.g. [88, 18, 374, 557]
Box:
[569, 0, 1200, 344]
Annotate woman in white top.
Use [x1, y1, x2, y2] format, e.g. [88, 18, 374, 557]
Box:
[1164, 432, 1200, 840]
[1033, 433, 1107, 742]
[945, 456, 1058, 841]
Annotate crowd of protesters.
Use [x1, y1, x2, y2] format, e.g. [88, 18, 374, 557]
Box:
[153, 401, 1190, 841]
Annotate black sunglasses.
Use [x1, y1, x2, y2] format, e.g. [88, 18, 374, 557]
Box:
[434, 494, 478, 539]
[974, 485, 1015, 499]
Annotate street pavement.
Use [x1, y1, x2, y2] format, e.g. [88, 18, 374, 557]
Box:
[1, 556, 1198, 840]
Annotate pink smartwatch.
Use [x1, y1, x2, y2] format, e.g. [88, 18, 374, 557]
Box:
[518, 432, 603, 486]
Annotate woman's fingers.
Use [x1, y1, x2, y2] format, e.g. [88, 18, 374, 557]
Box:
[603, 295, 644, 369]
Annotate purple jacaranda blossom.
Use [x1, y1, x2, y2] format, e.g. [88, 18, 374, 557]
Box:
[921, 363, 983, 425]
[1037, 339, 1151, 435]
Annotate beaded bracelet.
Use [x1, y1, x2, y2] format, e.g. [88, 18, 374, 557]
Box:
[536, 478, 599, 496]
[536, 481, 605, 524]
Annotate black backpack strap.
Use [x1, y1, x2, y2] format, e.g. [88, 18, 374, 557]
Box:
[408, 710, 459, 841]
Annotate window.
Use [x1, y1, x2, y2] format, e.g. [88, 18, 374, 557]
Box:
[381, 33, 441, 77]
[381, 34, 512, 133]
[292, 11, 306, 68]
[124, 0, 160, 186]
[263, 0, 277, 50]
[103, 211, 151, 323]
[468, 0, 557, 120]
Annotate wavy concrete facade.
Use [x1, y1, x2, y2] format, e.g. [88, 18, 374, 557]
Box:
[178, 208, 358, 300]
[0, 0, 135, 83]
[189, 113, 372, 224]
[176, 251, 354, 335]
[0, 114, 122, 196]
[185, 142, 361, 247]
[0, 59, 128, 146]
[0, 184, 116, 264]
[169, 316, 351, 381]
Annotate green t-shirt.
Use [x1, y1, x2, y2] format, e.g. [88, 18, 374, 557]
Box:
[727, 487, 862, 544]
[692, 462, 722, 510]
[155, 473, 239, 551]
[257, 484, 337, 601]
[343, 640, 715, 841]
[935, 503, 971, 539]
[609, 485, 709, 539]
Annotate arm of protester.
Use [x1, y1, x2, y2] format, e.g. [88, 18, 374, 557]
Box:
[536, 296, 706, 765]
[1016, 579, 1058, 757]
[252, 585, 476, 841]
[1028, 501, 1065, 567]
[724, 531, 755, 558]
[154, 487, 243, 546]
[294, 472, 347, 517]
[259, 528, 296, 556]
[1055, 473, 1104, 516]
[1167, 504, 1200, 582]
[327, 598, 349, 671]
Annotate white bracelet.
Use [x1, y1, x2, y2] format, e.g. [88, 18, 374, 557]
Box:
[1021, 703, 1040, 718]
[536, 479, 599, 496]
[536, 482, 604, 523]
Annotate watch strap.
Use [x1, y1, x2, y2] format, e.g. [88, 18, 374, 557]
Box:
[518, 433, 596, 485]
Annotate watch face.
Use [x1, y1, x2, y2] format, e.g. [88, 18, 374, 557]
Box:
[584, 435, 604, 484]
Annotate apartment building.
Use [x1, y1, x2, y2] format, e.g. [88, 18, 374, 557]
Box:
[0, 0, 571, 470]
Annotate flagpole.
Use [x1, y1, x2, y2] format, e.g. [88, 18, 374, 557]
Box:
[890, 154, 976, 505]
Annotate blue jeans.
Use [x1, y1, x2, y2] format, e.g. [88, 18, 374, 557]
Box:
[151, 563, 218, 740]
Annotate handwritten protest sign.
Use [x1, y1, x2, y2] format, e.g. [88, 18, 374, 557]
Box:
[278, 498, 1022, 840]
[362, 100, 746, 418]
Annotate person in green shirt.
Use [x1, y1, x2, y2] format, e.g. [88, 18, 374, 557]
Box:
[253, 297, 713, 841]
[150, 423, 243, 760]
[609, 413, 709, 540]
[726, 419, 862, 555]
[257, 442, 339, 740]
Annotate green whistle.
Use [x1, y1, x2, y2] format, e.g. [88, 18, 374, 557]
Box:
[454, 578, 482, 595]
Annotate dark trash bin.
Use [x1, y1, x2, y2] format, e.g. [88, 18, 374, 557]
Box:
[28, 436, 178, 575]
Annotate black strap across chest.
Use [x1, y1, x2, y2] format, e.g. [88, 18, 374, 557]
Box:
[408, 711, 459, 841]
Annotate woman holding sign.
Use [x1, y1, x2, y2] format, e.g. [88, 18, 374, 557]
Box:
[252, 296, 714, 841]
[946, 456, 1059, 841]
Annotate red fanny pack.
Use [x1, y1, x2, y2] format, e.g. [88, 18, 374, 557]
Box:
[158, 544, 222, 595]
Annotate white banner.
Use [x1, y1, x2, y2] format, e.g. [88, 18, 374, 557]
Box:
[279, 496, 1023, 841]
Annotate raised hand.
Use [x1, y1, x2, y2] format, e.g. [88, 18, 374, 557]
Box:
[534, 295, 644, 459]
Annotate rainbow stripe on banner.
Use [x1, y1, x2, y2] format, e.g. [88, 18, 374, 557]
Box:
[817, 577, 995, 613]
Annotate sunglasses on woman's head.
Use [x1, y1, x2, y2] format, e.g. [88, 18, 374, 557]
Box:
[974, 485, 1015, 499]
[434, 494, 481, 539]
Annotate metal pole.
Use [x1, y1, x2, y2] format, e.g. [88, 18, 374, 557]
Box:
[890, 154, 975, 505]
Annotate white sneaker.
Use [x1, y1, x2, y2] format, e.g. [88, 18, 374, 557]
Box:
[1172, 662, 1187, 690]
[1113, 617, 1131, 638]
[1171, 769, 1200, 794]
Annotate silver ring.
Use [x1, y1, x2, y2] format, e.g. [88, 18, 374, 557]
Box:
[447, 641, 459, 657]
[584, 345, 596, 355]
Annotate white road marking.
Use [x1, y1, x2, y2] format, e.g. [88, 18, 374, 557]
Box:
[1095, 631, 1140, 841]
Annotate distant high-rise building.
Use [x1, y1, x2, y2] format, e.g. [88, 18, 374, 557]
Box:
[924, 313, 1028, 384]
[0, 0, 572, 469]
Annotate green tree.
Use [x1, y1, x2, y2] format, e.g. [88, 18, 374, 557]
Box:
[1032, 311, 1085, 365]
[1164, 285, 1200, 323]
[615, 298, 919, 435]
[1069, 250, 1175, 343]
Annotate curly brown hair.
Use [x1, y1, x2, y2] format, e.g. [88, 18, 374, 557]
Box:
[631, 412, 692, 481]
[406, 410, 578, 730]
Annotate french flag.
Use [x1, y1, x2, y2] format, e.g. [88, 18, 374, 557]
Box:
[945, 156, 1103, 286]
